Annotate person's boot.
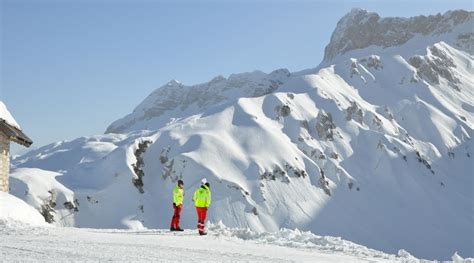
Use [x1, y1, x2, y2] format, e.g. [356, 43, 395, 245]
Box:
[170, 227, 177, 231]
[176, 227, 184, 231]
[199, 231, 207, 236]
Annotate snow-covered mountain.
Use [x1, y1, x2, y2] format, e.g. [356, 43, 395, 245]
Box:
[105, 69, 291, 134]
[11, 9, 474, 260]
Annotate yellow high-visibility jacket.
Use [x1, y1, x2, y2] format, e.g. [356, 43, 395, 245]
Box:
[193, 185, 211, 208]
[173, 185, 184, 206]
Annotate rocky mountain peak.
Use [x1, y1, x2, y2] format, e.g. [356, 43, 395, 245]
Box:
[324, 9, 473, 61]
[165, 79, 183, 87]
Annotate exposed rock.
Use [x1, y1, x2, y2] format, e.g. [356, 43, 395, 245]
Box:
[316, 111, 336, 141]
[350, 60, 360, 78]
[161, 159, 175, 180]
[160, 146, 171, 164]
[86, 196, 99, 204]
[276, 104, 292, 119]
[372, 115, 383, 130]
[131, 140, 152, 193]
[260, 164, 306, 182]
[408, 45, 461, 91]
[348, 181, 354, 190]
[324, 9, 473, 60]
[364, 55, 383, 70]
[279, 105, 291, 117]
[227, 183, 250, 197]
[251, 207, 258, 215]
[40, 190, 57, 223]
[415, 151, 435, 174]
[383, 106, 394, 121]
[455, 32, 474, 52]
[63, 199, 79, 212]
[301, 120, 311, 132]
[346, 101, 364, 123]
[319, 170, 331, 196]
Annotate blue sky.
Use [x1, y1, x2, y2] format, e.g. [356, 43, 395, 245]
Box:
[1, 0, 472, 154]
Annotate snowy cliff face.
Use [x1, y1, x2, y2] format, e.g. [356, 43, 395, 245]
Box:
[324, 9, 473, 61]
[11, 10, 474, 260]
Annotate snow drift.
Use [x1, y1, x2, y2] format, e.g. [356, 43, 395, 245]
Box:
[10, 9, 474, 260]
[0, 192, 48, 227]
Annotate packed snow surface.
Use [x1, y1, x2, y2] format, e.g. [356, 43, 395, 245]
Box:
[9, 9, 474, 261]
[2, 216, 473, 262]
[0, 212, 427, 263]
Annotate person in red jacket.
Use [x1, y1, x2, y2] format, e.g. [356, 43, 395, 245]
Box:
[170, 179, 184, 231]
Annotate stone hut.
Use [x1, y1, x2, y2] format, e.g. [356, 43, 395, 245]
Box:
[0, 102, 32, 192]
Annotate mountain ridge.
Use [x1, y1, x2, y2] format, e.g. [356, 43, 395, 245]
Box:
[324, 8, 473, 61]
[105, 68, 291, 133]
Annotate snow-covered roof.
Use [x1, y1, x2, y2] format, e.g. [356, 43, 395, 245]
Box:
[0, 101, 32, 147]
[0, 101, 21, 130]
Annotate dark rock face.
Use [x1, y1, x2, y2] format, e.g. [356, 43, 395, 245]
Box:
[316, 111, 336, 141]
[408, 44, 461, 91]
[40, 190, 57, 223]
[324, 9, 473, 61]
[346, 101, 364, 124]
[131, 140, 152, 193]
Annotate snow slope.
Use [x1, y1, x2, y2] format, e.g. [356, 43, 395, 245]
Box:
[0, 192, 47, 227]
[10, 9, 474, 260]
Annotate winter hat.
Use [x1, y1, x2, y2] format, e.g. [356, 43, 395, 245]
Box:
[177, 179, 184, 186]
[201, 178, 207, 185]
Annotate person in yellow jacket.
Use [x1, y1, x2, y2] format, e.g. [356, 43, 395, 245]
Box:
[170, 179, 184, 231]
[193, 178, 211, 235]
